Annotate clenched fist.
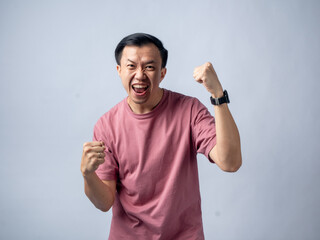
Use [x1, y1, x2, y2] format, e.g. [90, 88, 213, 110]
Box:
[81, 141, 106, 176]
[193, 62, 224, 98]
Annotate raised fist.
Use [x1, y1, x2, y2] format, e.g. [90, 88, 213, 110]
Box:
[81, 141, 106, 176]
[193, 62, 223, 98]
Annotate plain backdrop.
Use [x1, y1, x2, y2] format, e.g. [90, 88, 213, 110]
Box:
[1, 0, 319, 239]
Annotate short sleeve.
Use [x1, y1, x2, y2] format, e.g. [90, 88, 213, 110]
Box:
[93, 119, 119, 181]
[191, 98, 216, 162]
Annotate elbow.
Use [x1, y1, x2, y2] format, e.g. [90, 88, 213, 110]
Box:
[214, 142, 242, 173]
[220, 152, 242, 173]
[85, 190, 114, 213]
[98, 205, 112, 212]
[96, 199, 114, 212]
[222, 160, 242, 172]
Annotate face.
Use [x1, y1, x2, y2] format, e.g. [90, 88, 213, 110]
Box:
[117, 44, 167, 113]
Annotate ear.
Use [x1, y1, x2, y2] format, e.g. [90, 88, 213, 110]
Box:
[116, 65, 121, 76]
[160, 68, 167, 82]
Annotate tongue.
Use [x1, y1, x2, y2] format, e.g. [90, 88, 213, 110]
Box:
[134, 87, 147, 93]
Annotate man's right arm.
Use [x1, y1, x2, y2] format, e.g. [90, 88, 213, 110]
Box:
[81, 142, 116, 212]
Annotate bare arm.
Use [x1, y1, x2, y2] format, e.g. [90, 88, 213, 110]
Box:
[209, 103, 241, 172]
[81, 142, 116, 211]
[193, 62, 242, 172]
[83, 172, 116, 212]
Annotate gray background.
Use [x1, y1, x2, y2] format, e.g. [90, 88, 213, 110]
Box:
[1, 0, 319, 239]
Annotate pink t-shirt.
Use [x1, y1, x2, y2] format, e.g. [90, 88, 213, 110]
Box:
[94, 89, 216, 240]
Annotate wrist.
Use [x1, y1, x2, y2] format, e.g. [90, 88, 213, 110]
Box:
[210, 91, 224, 99]
[210, 90, 230, 106]
[82, 169, 96, 178]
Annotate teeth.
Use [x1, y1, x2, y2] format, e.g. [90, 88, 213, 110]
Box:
[133, 85, 147, 89]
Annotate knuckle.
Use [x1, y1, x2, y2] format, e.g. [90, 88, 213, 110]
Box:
[83, 146, 90, 154]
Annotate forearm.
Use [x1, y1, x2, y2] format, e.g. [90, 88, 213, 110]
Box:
[212, 103, 242, 172]
[193, 62, 241, 171]
[83, 172, 114, 212]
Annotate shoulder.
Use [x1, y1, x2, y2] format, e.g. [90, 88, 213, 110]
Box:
[166, 90, 214, 126]
[166, 89, 200, 105]
[93, 99, 128, 144]
[165, 89, 205, 110]
[94, 99, 126, 129]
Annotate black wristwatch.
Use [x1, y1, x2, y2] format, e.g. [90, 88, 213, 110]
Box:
[210, 90, 230, 105]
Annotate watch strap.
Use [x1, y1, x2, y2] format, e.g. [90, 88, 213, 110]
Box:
[210, 90, 230, 105]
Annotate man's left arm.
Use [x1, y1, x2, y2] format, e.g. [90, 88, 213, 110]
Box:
[193, 62, 242, 172]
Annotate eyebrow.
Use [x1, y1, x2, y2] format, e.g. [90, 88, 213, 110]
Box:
[127, 59, 156, 65]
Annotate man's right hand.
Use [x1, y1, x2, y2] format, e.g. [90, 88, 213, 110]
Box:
[81, 141, 106, 176]
[81, 141, 116, 212]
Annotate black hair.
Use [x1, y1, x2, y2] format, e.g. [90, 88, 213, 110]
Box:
[115, 33, 168, 68]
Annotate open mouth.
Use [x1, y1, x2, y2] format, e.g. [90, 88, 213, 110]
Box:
[132, 84, 149, 95]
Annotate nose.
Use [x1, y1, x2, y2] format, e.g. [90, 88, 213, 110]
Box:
[135, 68, 146, 80]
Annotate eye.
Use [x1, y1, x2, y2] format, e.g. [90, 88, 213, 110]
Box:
[127, 64, 135, 69]
[145, 65, 155, 71]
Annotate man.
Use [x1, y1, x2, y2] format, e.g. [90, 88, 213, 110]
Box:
[81, 33, 241, 239]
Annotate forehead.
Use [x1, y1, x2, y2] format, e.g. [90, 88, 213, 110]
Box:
[121, 44, 161, 63]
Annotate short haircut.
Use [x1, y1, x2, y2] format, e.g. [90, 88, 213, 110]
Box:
[115, 33, 168, 68]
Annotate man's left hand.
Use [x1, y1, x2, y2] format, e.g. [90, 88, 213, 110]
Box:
[193, 62, 224, 98]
